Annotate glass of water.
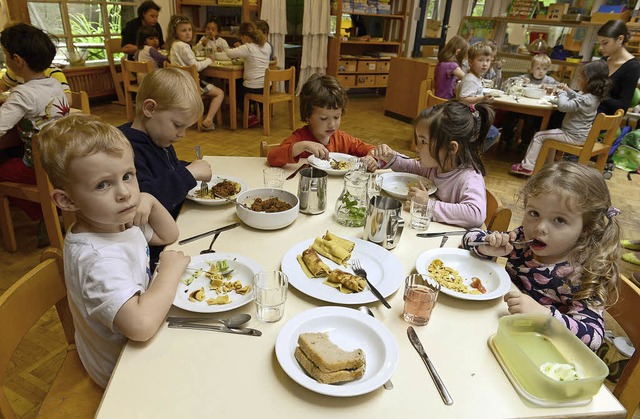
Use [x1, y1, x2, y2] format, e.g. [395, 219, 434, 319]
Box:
[254, 271, 288, 323]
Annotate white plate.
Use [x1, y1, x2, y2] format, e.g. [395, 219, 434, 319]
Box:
[275, 306, 399, 397]
[307, 152, 353, 175]
[281, 237, 404, 304]
[380, 172, 437, 200]
[484, 88, 504, 97]
[415, 248, 511, 301]
[186, 175, 248, 206]
[172, 253, 261, 313]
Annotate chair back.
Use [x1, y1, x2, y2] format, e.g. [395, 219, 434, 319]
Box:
[259, 141, 279, 157]
[485, 188, 512, 232]
[582, 109, 625, 155]
[164, 62, 201, 85]
[70, 90, 91, 114]
[122, 59, 155, 121]
[262, 67, 296, 101]
[426, 89, 448, 107]
[104, 38, 125, 105]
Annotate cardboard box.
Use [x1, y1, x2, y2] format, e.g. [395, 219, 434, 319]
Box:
[337, 75, 356, 87]
[376, 60, 390, 72]
[356, 75, 375, 87]
[338, 60, 357, 72]
[591, 10, 631, 23]
[375, 74, 388, 86]
[357, 60, 379, 73]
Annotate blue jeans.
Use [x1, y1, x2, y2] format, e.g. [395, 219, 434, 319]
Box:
[484, 125, 500, 152]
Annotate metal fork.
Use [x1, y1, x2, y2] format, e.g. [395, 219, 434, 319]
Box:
[351, 259, 391, 309]
[194, 145, 209, 196]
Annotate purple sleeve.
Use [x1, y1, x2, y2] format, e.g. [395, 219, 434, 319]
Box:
[149, 47, 168, 66]
[550, 303, 604, 351]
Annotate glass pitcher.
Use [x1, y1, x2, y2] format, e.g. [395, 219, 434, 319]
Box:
[335, 170, 368, 227]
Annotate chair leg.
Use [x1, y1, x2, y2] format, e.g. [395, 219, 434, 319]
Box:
[595, 153, 609, 173]
[263, 101, 270, 136]
[243, 96, 250, 128]
[0, 195, 18, 252]
[125, 93, 134, 122]
[532, 142, 552, 175]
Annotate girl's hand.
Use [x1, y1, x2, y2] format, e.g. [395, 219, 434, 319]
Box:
[186, 160, 212, 182]
[371, 144, 396, 163]
[407, 183, 429, 204]
[361, 154, 378, 172]
[504, 290, 552, 315]
[475, 231, 513, 257]
[557, 83, 569, 91]
[130, 192, 155, 227]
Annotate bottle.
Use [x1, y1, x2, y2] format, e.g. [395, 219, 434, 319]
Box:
[335, 170, 368, 227]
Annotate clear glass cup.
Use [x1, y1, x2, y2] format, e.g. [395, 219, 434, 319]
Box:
[348, 157, 366, 173]
[366, 173, 383, 203]
[263, 167, 285, 189]
[409, 197, 436, 230]
[403, 274, 440, 326]
[254, 271, 288, 323]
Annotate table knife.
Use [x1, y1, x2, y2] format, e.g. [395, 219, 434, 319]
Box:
[416, 231, 466, 238]
[407, 326, 453, 405]
[286, 163, 309, 180]
[168, 321, 262, 337]
[178, 222, 239, 245]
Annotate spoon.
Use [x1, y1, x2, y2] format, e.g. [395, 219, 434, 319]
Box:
[357, 306, 394, 390]
[200, 232, 221, 254]
[212, 192, 253, 210]
[167, 313, 251, 328]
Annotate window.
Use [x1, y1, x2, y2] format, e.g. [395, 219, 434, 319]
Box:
[470, 0, 486, 16]
[11, 0, 136, 64]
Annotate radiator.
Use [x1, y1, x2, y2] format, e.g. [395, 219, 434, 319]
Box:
[62, 64, 116, 98]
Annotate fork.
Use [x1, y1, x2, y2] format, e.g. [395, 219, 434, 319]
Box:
[194, 145, 209, 196]
[351, 259, 391, 309]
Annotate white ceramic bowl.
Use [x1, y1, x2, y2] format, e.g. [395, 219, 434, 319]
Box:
[523, 86, 545, 99]
[235, 188, 299, 230]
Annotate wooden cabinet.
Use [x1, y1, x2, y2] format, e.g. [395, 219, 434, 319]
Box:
[175, 0, 260, 36]
[383, 56, 437, 121]
[328, 0, 408, 90]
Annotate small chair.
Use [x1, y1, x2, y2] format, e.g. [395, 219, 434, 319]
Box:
[532, 109, 625, 175]
[121, 59, 155, 121]
[105, 38, 126, 106]
[70, 90, 91, 115]
[607, 274, 640, 418]
[485, 188, 512, 232]
[243, 66, 296, 136]
[0, 248, 103, 418]
[259, 140, 279, 157]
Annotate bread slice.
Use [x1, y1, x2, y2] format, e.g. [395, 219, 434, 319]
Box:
[297, 332, 365, 373]
[295, 347, 365, 384]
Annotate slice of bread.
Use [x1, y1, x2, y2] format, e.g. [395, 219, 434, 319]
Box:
[295, 347, 365, 384]
[297, 332, 365, 373]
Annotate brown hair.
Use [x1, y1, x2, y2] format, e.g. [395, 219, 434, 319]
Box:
[299, 73, 348, 122]
[437, 35, 469, 66]
[239, 21, 266, 46]
[467, 42, 492, 60]
[165, 14, 193, 51]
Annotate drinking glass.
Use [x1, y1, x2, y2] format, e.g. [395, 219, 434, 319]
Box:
[254, 271, 288, 323]
[409, 197, 436, 230]
[263, 167, 285, 189]
[403, 274, 440, 326]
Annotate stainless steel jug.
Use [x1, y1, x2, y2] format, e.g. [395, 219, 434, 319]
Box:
[297, 167, 327, 214]
[363, 196, 404, 249]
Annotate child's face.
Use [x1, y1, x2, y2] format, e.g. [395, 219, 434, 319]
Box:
[522, 192, 583, 265]
[205, 22, 219, 39]
[143, 106, 199, 148]
[307, 106, 342, 144]
[65, 148, 141, 233]
[145, 36, 159, 48]
[470, 55, 492, 76]
[531, 63, 549, 80]
[415, 119, 444, 169]
[176, 23, 193, 43]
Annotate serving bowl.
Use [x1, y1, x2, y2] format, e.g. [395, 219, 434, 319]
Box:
[235, 188, 299, 230]
[523, 86, 545, 99]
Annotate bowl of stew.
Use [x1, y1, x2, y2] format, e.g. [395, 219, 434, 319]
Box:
[235, 188, 299, 230]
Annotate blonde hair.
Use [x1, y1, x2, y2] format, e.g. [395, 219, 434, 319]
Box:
[531, 53, 551, 68]
[437, 35, 469, 66]
[239, 21, 266, 46]
[519, 162, 621, 307]
[38, 115, 132, 189]
[165, 14, 193, 52]
[467, 42, 492, 60]
[135, 67, 203, 120]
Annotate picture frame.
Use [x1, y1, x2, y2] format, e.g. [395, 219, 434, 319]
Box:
[548, 3, 570, 20]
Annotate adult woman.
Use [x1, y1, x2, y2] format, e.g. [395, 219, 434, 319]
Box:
[597, 19, 640, 115]
[121, 1, 164, 60]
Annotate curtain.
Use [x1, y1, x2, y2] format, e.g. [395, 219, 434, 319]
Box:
[260, 0, 287, 91]
[296, 0, 330, 95]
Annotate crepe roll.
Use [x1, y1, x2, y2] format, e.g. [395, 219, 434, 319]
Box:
[323, 231, 355, 253]
[327, 269, 365, 293]
[302, 248, 331, 277]
[312, 237, 351, 266]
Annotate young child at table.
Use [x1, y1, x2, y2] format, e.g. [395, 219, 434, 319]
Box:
[1, 65, 72, 103]
[510, 60, 612, 176]
[483, 40, 505, 87]
[372, 101, 494, 228]
[166, 14, 223, 131]
[193, 19, 230, 57]
[501, 54, 559, 151]
[38, 114, 190, 387]
[463, 162, 621, 351]
[267, 73, 377, 171]
[255, 19, 275, 61]
[433, 35, 468, 100]
[0, 23, 69, 244]
[457, 42, 500, 151]
[226, 21, 272, 128]
[135, 26, 168, 68]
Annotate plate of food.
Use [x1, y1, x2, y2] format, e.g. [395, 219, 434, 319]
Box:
[415, 248, 511, 301]
[483, 88, 505, 97]
[275, 306, 399, 397]
[172, 253, 261, 313]
[186, 175, 247, 206]
[280, 231, 404, 304]
[379, 172, 437, 200]
[307, 152, 353, 175]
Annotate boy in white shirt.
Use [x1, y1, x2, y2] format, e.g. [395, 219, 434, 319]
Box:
[38, 115, 190, 387]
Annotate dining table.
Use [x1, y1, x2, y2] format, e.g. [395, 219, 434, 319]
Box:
[95, 156, 626, 419]
[491, 94, 557, 132]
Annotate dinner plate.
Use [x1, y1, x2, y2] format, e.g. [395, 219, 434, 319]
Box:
[275, 306, 399, 397]
[186, 175, 247, 206]
[281, 236, 404, 304]
[415, 248, 511, 301]
[380, 172, 437, 200]
[307, 152, 353, 175]
[172, 253, 261, 313]
[484, 88, 504, 97]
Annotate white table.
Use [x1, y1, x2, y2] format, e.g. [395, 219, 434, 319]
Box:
[96, 157, 625, 419]
[491, 95, 557, 132]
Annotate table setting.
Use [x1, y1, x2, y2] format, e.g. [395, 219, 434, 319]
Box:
[96, 156, 625, 419]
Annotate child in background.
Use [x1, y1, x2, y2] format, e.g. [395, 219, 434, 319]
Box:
[193, 19, 229, 57]
[38, 114, 190, 387]
[501, 54, 558, 151]
[268, 74, 377, 171]
[166, 14, 224, 131]
[373, 101, 494, 228]
[463, 162, 621, 351]
[226, 21, 272, 128]
[1, 65, 72, 103]
[135, 26, 168, 68]
[0, 23, 69, 244]
[511, 60, 611, 176]
[457, 42, 500, 151]
[255, 19, 275, 61]
[434, 35, 468, 100]
[483, 40, 505, 88]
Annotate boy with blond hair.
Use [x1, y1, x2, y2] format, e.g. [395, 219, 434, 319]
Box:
[39, 114, 190, 387]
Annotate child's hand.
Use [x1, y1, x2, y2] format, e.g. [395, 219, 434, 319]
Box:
[522, 77, 530, 85]
[186, 160, 212, 182]
[482, 94, 494, 103]
[407, 183, 430, 204]
[233, 41, 241, 48]
[557, 83, 569, 91]
[371, 144, 396, 163]
[200, 37, 208, 46]
[475, 231, 513, 257]
[157, 250, 191, 277]
[504, 290, 552, 316]
[361, 154, 378, 172]
[301, 142, 330, 160]
[130, 192, 156, 227]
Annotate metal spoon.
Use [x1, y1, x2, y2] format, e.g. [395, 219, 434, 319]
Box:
[357, 306, 394, 390]
[167, 313, 251, 328]
[200, 232, 220, 254]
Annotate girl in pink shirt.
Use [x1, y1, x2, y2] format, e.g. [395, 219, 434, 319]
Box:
[434, 35, 469, 99]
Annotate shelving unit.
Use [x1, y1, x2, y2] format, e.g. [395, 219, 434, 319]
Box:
[175, 0, 261, 36]
[327, 0, 408, 89]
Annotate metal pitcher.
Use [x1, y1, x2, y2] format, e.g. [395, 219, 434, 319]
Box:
[363, 196, 404, 249]
[297, 167, 327, 214]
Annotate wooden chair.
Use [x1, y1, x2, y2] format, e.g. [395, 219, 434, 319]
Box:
[0, 136, 73, 252]
[104, 38, 126, 106]
[532, 109, 625, 175]
[121, 59, 155, 121]
[0, 248, 103, 418]
[259, 141, 279, 157]
[607, 274, 640, 418]
[70, 90, 91, 115]
[485, 188, 512, 232]
[243, 66, 296, 136]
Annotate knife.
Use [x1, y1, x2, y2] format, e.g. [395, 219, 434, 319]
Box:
[178, 222, 239, 245]
[286, 163, 310, 180]
[416, 231, 466, 238]
[407, 326, 453, 405]
[168, 321, 262, 337]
